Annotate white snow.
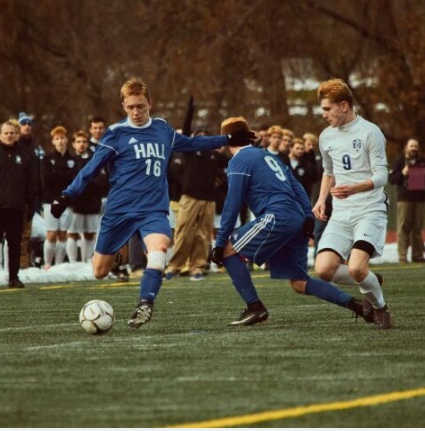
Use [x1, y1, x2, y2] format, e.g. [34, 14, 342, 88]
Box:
[0, 243, 400, 287]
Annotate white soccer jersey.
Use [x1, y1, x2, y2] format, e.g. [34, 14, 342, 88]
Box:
[319, 115, 388, 214]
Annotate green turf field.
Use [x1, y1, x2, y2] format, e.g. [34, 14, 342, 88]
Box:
[0, 263, 424, 428]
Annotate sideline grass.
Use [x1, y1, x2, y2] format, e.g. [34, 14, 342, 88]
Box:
[0, 263, 424, 427]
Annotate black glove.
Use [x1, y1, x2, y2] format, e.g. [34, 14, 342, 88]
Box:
[303, 216, 315, 240]
[51, 195, 70, 219]
[227, 130, 256, 147]
[211, 246, 225, 266]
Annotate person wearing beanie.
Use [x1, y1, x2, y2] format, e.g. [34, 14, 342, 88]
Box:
[211, 116, 386, 328]
[18, 112, 32, 126]
[16, 112, 45, 268]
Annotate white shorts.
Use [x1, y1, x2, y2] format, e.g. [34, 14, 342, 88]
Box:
[68, 213, 100, 234]
[43, 204, 73, 232]
[317, 210, 387, 259]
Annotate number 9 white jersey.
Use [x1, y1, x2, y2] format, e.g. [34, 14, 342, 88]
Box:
[319, 115, 388, 214]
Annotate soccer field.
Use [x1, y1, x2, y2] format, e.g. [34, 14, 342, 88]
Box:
[1, 263, 424, 428]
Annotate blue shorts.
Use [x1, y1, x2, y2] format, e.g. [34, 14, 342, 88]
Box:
[95, 211, 172, 255]
[231, 213, 309, 280]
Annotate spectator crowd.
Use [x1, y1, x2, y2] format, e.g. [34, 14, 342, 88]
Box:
[1, 105, 424, 290]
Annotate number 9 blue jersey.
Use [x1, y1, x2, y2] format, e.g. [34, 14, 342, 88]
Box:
[216, 145, 313, 247]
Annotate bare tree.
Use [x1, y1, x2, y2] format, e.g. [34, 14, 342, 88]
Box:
[1, 0, 425, 160]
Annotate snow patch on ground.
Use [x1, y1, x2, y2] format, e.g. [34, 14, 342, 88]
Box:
[0, 243, 401, 287]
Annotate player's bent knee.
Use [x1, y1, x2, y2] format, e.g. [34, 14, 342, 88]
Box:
[93, 267, 108, 279]
[147, 250, 166, 270]
[289, 280, 307, 294]
[348, 266, 368, 283]
[315, 248, 343, 281]
[314, 264, 333, 282]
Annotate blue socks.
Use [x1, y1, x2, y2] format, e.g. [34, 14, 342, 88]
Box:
[139, 268, 163, 303]
[305, 277, 352, 307]
[138, 266, 353, 309]
[223, 255, 259, 305]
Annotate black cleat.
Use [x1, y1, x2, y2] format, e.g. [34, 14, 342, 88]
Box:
[127, 300, 153, 330]
[110, 265, 129, 282]
[229, 303, 269, 326]
[362, 299, 375, 323]
[117, 268, 129, 282]
[362, 272, 384, 323]
[373, 305, 392, 329]
[8, 278, 25, 288]
[348, 298, 373, 323]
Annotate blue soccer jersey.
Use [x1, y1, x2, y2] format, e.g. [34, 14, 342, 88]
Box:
[215, 145, 313, 248]
[62, 117, 227, 214]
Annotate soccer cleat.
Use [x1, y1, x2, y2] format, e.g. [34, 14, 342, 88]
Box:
[164, 271, 179, 281]
[229, 305, 269, 326]
[373, 305, 392, 329]
[189, 273, 204, 281]
[127, 300, 154, 330]
[362, 299, 375, 323]
[362, 272, 385, 323]
[109, 264, 129, 282]
[8, 278, 25, 288]
[117, 268, 129, 282]
[348, 298, 371, 322]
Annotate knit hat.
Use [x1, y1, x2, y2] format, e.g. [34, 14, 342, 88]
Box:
[220, 116, 250, 136]
[18, 112, 33, 125]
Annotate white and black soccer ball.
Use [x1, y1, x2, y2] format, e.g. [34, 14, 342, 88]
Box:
[79, 299, 115, 335]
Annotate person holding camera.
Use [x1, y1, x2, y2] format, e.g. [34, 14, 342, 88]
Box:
[389, 138, 425, 263]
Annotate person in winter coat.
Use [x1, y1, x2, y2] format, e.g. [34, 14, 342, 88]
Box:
[0, 121, 35, 287]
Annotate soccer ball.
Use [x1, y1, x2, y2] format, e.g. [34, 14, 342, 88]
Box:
[79, 299, 115, 335]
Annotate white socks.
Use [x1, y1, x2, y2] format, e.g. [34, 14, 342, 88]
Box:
[43, 240, 56, 266]
[66, 238, 79, 263]
[332, 264, 385, 309]
[81, 238, 94, 262]
[357, 272, 385, 309]
[332, 264, 357, 286]
[55, 241, 67, 265]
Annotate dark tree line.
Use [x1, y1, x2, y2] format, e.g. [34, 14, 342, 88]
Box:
[1, 0, 424, 160]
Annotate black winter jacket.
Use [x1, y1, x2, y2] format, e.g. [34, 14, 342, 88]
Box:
[42, 150, 78, 203]
[0, 142, 35, 212]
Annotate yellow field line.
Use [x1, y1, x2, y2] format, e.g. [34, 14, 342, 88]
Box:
[39, 282, 138, 290]
[168, 387, 425, 428]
